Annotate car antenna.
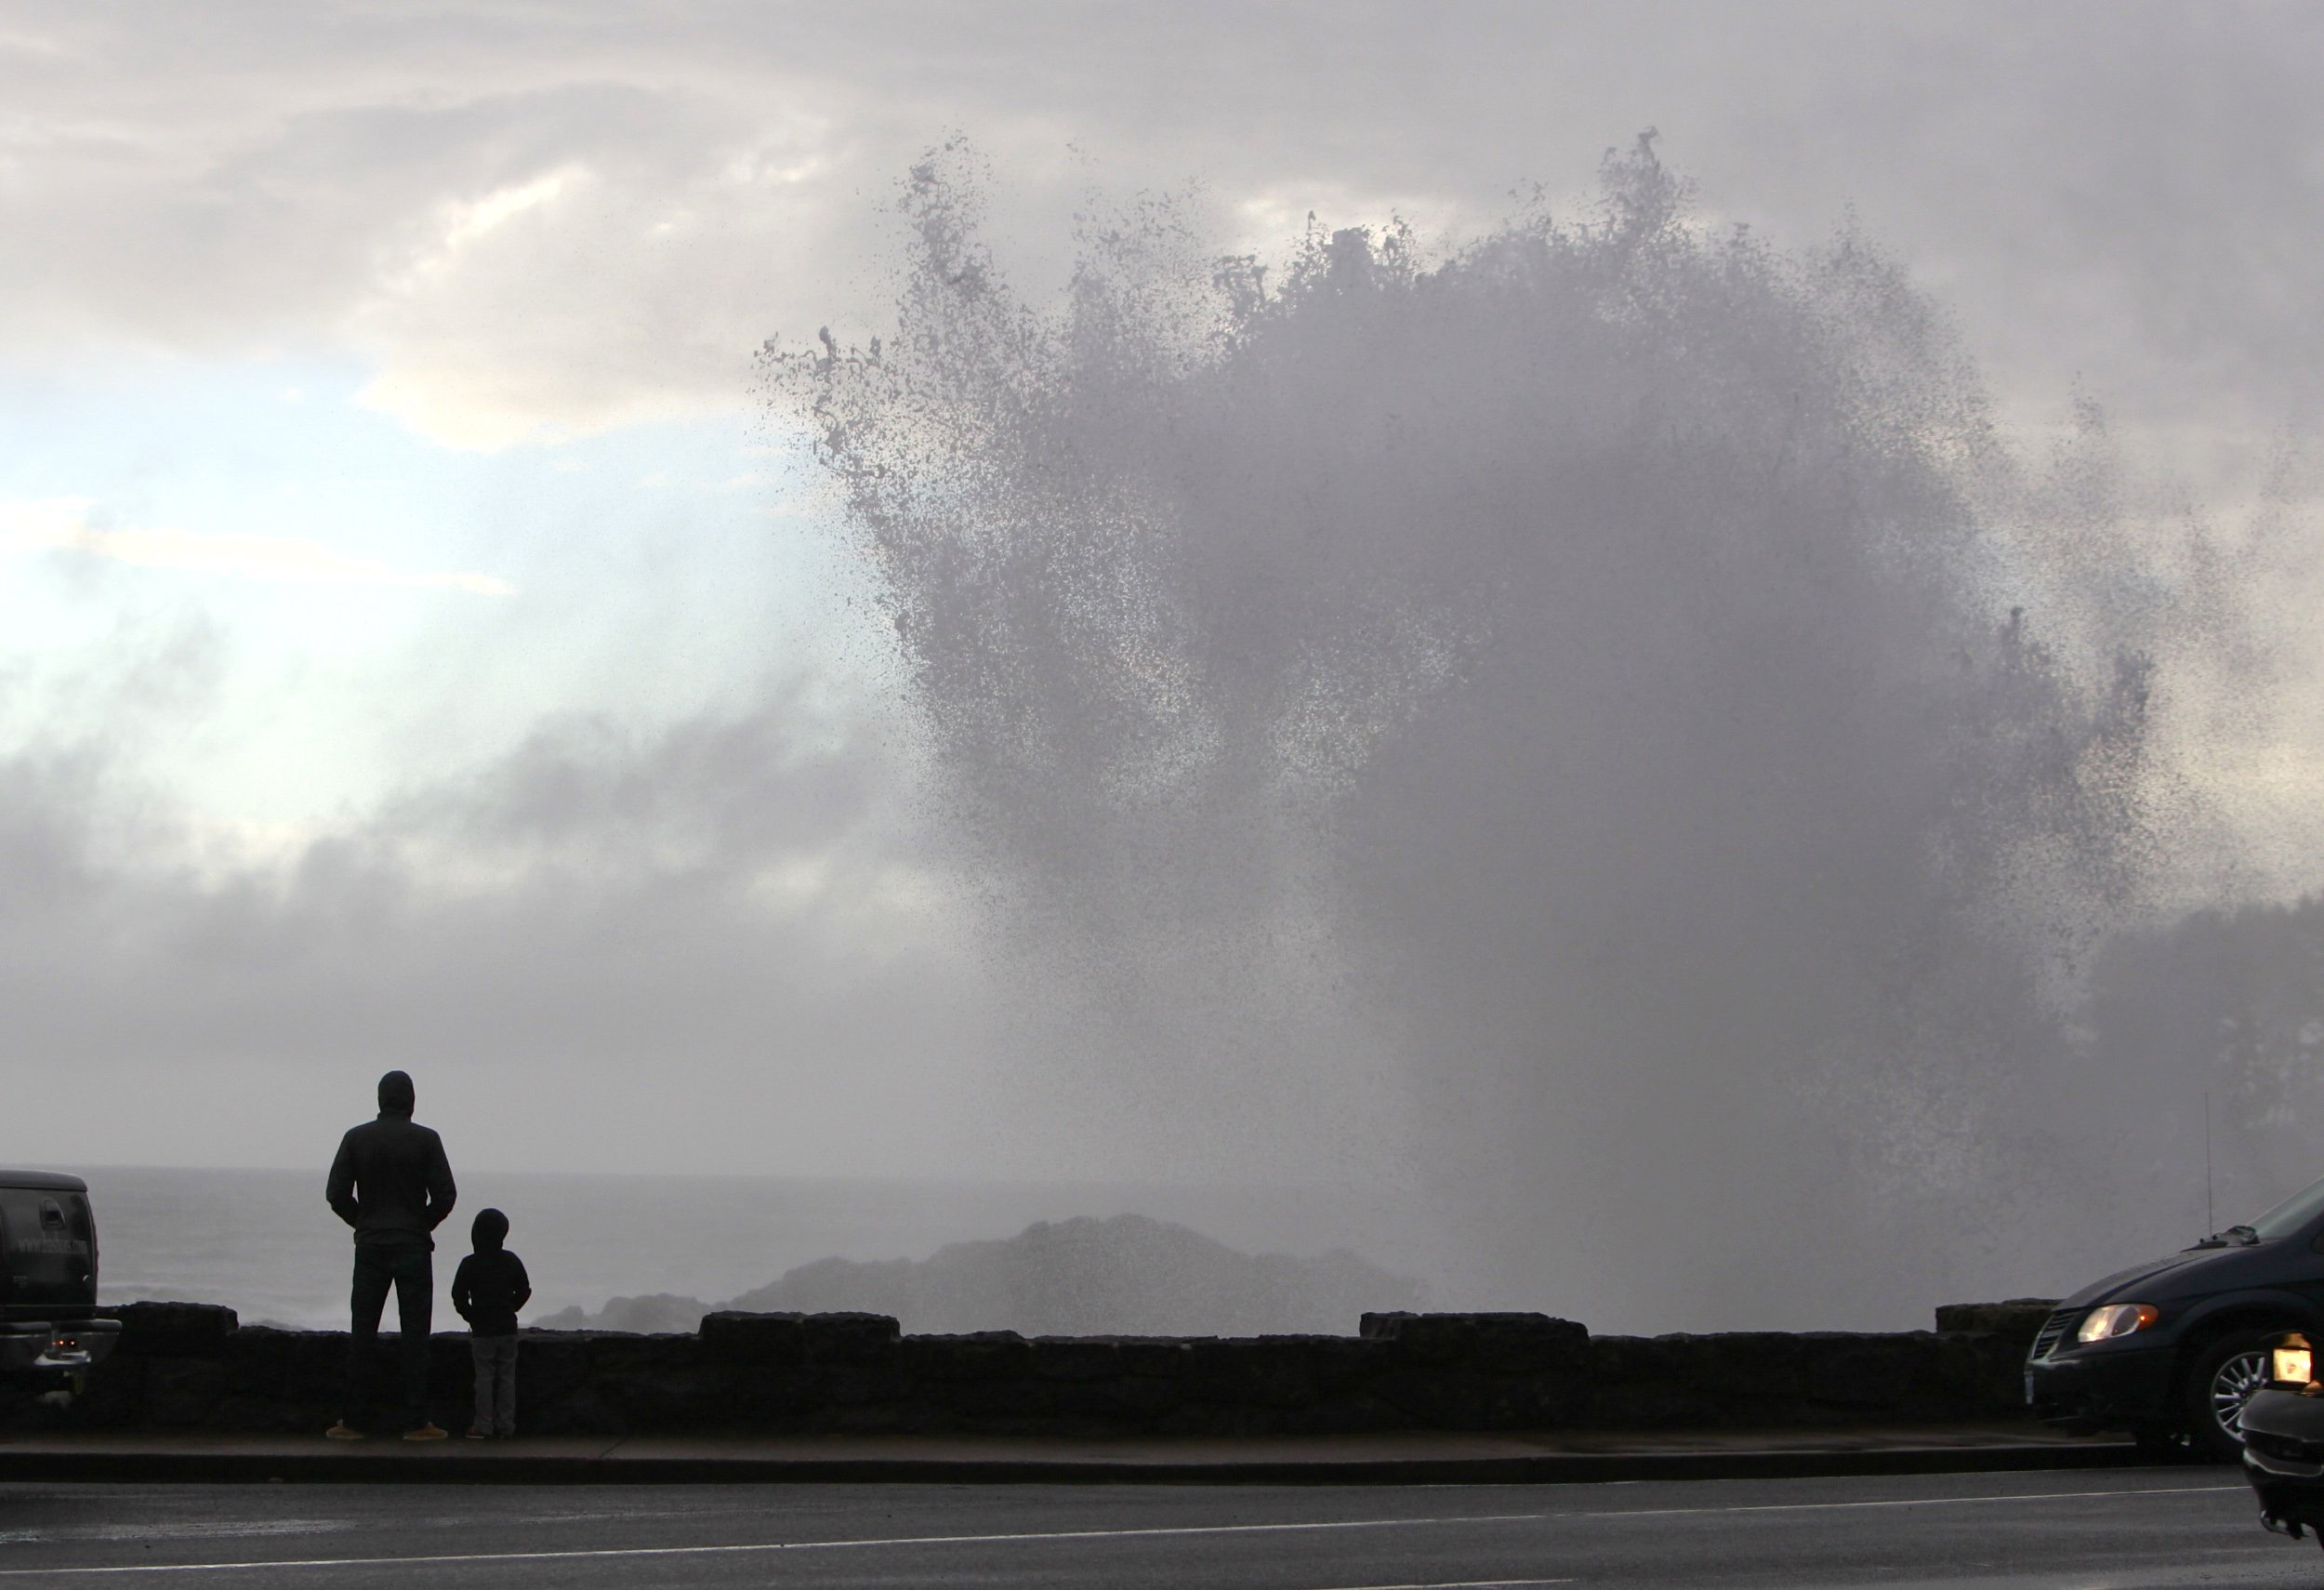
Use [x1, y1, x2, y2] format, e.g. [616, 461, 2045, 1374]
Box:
[2205, 1089, 2215, 1237]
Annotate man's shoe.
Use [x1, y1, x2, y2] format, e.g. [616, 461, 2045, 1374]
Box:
[464, 1425, 490, 1440]
[324, 1422, 364, 1441]
[403, 1424, 448, 1442]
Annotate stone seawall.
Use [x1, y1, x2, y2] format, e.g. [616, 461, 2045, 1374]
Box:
[9, 1303, 2053, 1438]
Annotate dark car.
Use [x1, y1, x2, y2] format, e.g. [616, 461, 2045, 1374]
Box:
[0, 1171, 121, 1403]
[2025, 1173, 2324, 1462]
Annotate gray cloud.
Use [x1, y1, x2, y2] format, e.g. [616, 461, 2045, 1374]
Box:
[0, 632, 1005, 1178]
[7, 3, 2321, 448]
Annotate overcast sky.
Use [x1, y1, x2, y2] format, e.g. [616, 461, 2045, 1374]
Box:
[7, 0, 2322, 1177]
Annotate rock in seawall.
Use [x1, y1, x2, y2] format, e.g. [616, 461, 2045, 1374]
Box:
[99, 1301, 240, 1355]
[1932, 1299, 2059, 1339]
[698, 1311, 900, 1363]
[723, 1213, 1424, 1337]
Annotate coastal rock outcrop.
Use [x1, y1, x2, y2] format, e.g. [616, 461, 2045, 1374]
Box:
[535, 1213, 1425, 1336]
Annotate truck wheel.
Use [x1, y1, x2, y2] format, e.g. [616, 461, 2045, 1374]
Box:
[2185, 1330, 2280, 1464]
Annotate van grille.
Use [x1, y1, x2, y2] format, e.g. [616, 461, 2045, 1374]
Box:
[2029, 1306, 2081, 1360]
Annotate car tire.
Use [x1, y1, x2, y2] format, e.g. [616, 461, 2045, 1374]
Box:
[2184, 1329, 2282, 1464]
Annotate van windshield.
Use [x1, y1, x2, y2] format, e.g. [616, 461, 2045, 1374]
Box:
[2251, 1175, 2324, 1239]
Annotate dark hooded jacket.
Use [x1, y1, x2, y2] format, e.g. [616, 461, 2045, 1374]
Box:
[451, 1208, 531, 1337]
[326, 1071, 456, 1250]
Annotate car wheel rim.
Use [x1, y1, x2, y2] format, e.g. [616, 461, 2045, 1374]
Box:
[2212, 1350, 2271, 1440]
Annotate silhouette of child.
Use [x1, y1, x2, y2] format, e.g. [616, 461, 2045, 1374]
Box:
[450, 1207, 530, 1438]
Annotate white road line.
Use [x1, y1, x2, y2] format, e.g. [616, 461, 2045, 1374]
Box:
[0, 1511, 1549, 1577]
[1306, 1581, 1573, 1589]
[1586, 1483, 2242, 1519]
[0, 1483, 2251, 1579]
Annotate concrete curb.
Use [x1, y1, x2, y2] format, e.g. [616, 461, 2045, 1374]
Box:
[0, 1440, 2149, 1487]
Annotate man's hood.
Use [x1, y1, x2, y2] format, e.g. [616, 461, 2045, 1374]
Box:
[376, 1069, 416, 1116]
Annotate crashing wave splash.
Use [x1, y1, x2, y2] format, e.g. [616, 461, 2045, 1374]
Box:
[768, 138, 2252, 1329]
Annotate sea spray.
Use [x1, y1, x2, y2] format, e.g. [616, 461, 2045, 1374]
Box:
[768, 139, 2241, 1330]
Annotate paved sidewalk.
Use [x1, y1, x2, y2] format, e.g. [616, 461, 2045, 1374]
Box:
[0, 1423, 2145, 1486]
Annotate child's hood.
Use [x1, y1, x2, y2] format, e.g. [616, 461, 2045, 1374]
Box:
[471, 1207, 509, 1252]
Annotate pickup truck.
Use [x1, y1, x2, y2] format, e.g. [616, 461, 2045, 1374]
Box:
[0, 1171, 122, 1401]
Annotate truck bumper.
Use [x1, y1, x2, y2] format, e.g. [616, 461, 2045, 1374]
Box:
[0, 1318, 121, 1373]
[2024, 1343, 2175, 1431]
[2242, 1388, 2324, 1536]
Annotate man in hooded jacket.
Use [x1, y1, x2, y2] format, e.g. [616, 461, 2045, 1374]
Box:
[324, 1069, 456, 1439]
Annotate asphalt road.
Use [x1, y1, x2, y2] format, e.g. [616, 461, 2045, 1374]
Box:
[0, 1468, 2310, 1588]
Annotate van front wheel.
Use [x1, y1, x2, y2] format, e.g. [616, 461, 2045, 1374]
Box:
[2185, 1330, 2281, 1464]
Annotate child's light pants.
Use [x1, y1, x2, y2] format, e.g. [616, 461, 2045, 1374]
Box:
[470, 1335, 518, 1437]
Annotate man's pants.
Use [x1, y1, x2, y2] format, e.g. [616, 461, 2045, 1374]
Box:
[345, 1244, 432, 1431]
[471, 1334, 518, 1437]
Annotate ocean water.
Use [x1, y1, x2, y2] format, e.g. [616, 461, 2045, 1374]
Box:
[71, 1165, 1421, 1332]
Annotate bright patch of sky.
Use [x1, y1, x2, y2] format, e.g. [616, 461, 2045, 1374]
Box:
[0, 355, 854, 846]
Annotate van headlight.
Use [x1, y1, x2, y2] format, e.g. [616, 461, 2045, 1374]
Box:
[2077, 1304, 2159, 1343]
